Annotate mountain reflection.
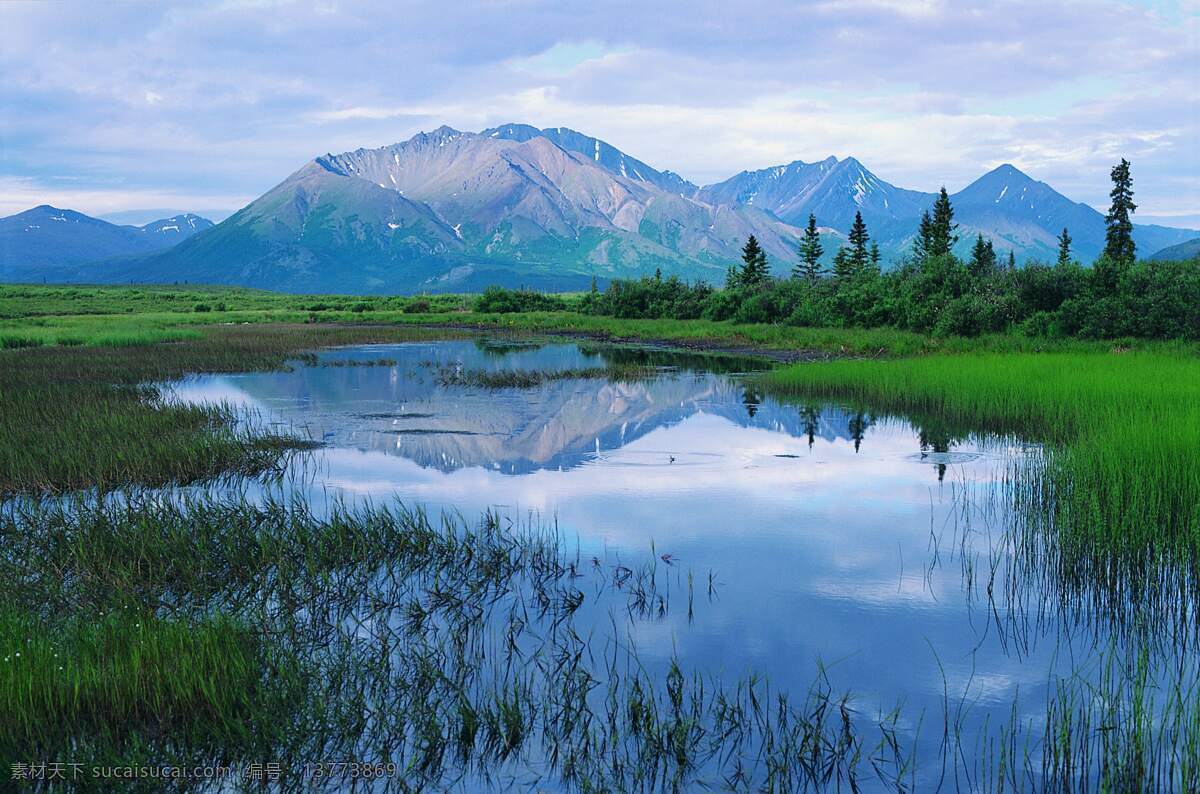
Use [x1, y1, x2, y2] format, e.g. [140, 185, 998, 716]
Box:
[169, 339, 973, 478]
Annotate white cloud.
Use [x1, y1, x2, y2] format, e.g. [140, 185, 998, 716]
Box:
[0, 0, 1195, 220]
[0, 176, 250, 218]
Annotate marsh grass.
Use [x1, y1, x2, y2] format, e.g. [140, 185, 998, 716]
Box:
[761, 352, 1200, 580]
[0, 491, 920, 790]
[0, 609, 299, 765]
[0, 324, 468, 494]
[4, 488, 1196, 790]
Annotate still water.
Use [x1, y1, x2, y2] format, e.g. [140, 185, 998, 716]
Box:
[167, 338, 1165, 790]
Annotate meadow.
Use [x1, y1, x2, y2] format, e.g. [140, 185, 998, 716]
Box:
[4, 283, 1188, 356]
[1, 281, 1198, 789]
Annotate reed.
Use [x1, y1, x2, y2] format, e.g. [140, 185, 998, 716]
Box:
[0, 324, 468, 494]
[761, 351, 1200, 573]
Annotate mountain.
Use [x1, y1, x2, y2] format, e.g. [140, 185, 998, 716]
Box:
[105, 126, 803, 293]
[138, 213, 214, 242]
[1149, 237, 1200, 261]
[15, 124, 1198, 292]
[699, 156, 934, 243]
[950, 165, 1195, 262]
[0, 206, 212, 278]
[703, 160, 1198, 264]
[482, 123, 697, 195]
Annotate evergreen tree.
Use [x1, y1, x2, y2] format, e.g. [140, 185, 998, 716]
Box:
[868, 242, 881, 270]
[1104, 159, 1137, 264]
[832, 246, 854, 281]
[739, 235, 769, 286]
[847, 211, 870, 272]
[928, 187, 958, 257]
[725, 264, 740, 290]
[796, 213, 825, 281]
[1057, 228, 1073, 266]
[913, 211, 933, 260]
[1007, 251, 1016, 271]
[969, 234, 996, 276]
[590, 275, 598, 294]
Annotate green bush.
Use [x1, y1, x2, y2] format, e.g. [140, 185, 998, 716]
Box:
[474, 286, 567, 313]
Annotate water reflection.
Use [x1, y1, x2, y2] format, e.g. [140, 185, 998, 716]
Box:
[164, 339, 1184, 790]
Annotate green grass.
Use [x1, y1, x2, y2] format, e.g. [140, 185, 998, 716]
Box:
[760, 352, 1200, 585]
[0, 609, 294, 764]
[7, 282, 1196, 357]
[3, 282, 1199, 788]
[0, 323, 469, 494]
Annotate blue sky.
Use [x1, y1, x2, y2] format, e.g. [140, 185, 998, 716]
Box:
[1, 0, 1197, 226]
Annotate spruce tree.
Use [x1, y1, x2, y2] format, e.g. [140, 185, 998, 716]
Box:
[1057, 227, 1072, 266]
[796, 213, 825, 281]
[1007, 251, 1016, 271]
[914, 211, 933, 260]
[725, 264, 740, 290]
[1104, 159, 1137, 264]
[740, 235, 769, 286]
[969, 234, 996, 276]
[848, 211, 870, 272]
[868, 242, 881, 271]
[833, 246, 853, 281]
[928, 187, 958, 257]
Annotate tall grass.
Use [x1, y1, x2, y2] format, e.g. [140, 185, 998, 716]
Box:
[761, 351, 1200, 586]
[0, 491, 918, 789]
[3, 489, 1196, 790]
[0, 609, 298, 764]
[0, 324, 469, 494]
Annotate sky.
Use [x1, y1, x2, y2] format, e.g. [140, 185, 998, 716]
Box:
[1, 0, 1197, 226]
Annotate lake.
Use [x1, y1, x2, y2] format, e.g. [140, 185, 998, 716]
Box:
[166, 337, 1184, 791]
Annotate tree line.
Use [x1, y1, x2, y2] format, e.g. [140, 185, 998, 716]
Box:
[477, 160, 1198, 339]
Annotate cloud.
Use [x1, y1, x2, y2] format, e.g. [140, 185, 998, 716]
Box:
[0, 0, 1195, 220]
[0, 176, 250, 219]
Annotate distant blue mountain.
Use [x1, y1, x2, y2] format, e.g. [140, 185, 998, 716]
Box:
[0, 206, 212, 278]
[1149, 237, 1200, 261]
[951, 164, 1193, 263]
[699, 156, 934, 244]
[706, 160, 1197, 264]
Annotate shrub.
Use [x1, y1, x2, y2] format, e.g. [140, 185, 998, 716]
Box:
[404, 299, 431, 314]
[474, 287, 567, 313]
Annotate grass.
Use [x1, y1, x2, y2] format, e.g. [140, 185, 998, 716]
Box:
[759, 352, 1200, 597]
[3, 489, 1196, 790]
[7, 282, 1197, 357]
[0, 324, 469, 495]
[0, 609, 296, 765]
[3, 282, 1199, 788]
